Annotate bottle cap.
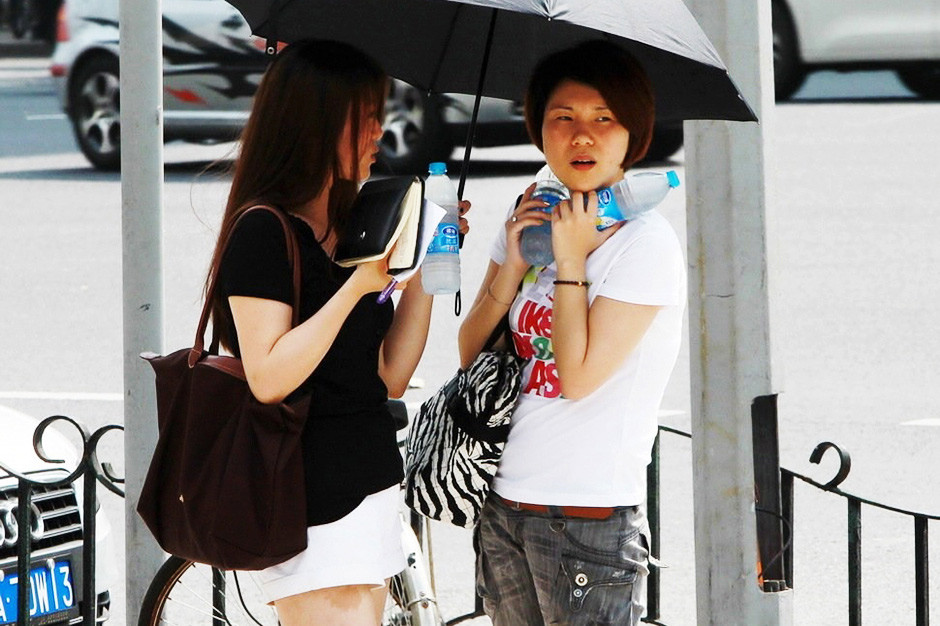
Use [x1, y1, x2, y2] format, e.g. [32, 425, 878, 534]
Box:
[428, 162, 447, 176]
[666, 170, 680, 188]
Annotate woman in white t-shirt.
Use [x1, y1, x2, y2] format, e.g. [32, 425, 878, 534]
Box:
[458, 41, 686, 625]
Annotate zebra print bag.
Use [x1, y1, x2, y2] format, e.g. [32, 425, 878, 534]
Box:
[405, 350, 524, 528]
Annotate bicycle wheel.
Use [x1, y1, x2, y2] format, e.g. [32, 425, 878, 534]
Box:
[139, 556, 279, 626]
[383, 515, 444, 626]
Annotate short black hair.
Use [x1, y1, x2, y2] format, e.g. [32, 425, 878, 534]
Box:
[524, 41, 655, 170]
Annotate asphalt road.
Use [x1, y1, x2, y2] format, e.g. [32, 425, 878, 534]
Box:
[1, 58, 938, 624]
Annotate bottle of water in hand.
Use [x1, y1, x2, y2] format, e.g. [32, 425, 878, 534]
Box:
[421, 162, 460, 295]
[520, 179, 569, 266]
[595, 170, 680, 230]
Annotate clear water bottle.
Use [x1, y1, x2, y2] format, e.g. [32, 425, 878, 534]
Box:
[520, 179, 569, 266]
[595, 170, 680, 230]
[421, 162, 460, 295]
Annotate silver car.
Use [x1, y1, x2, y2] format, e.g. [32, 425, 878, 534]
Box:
[773, 0, 940, 100]
[50, 0, 682, 172]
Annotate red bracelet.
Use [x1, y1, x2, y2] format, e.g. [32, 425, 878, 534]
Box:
[553, 280, 590, 287]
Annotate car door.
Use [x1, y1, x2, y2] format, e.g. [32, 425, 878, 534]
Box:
[788, 0, 938, 63]
[161, 0, 266, 116]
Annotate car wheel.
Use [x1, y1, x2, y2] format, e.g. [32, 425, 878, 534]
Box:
[772, 1, 805, 101]
[643, 124, 683, 162]
[69, 54, 122, 170]
[378, 80, 454, 174]
[897, 67, 940, 100]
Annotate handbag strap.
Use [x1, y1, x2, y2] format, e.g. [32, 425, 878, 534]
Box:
[189, 206, 302, 367]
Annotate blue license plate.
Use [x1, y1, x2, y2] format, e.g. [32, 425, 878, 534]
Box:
[0, 560, 74, 624]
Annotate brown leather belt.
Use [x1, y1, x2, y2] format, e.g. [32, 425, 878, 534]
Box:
[498, 496, 616, 520]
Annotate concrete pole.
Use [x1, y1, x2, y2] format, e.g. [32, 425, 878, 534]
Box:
[119, 0, 165, 621]
[683, 0, 792, 622]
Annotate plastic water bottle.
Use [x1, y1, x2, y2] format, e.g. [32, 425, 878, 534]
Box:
[520, 179, 569, 266]
[421, 162, 460, 295]
[595, 170, 680, 230]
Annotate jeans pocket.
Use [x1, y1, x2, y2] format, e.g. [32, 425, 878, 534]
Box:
[549, 515, 645, 623]
[473, 523, 501, 609]
[560, 550, 637, 612]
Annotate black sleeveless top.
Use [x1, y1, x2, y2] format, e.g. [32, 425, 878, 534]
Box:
[217, 209, 403, 525]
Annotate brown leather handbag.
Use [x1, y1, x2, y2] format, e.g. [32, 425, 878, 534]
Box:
[138, 206, 309, 570]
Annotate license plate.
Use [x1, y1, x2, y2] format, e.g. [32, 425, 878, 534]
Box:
[0, 560, 74, 624]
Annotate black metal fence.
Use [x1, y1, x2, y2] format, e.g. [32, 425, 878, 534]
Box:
[645, 426, 937, 626]
[5, 416, 933, 625]
[0, 416, 123, 626]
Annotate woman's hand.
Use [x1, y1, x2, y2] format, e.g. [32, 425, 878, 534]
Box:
[458, 198, 471, 235]
[350, 256, 393, 295]
[552, 190, 605, 268]
[504, 183, 548, 271]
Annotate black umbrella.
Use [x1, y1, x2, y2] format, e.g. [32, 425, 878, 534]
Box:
[224, 0, 757, 195]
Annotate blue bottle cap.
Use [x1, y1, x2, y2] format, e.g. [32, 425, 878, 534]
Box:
[666, 170, 680, 188]
[428, 162, 447, 175]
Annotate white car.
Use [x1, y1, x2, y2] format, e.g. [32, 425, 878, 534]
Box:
[773, 0, 940, 100]
[50, 0, 682, 172]
[0, 406, 117, 625]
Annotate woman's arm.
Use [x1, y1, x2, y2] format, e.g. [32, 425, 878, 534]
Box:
[378, 276, 433, 397]
[458, 185, 544, 368]
[230, 259, 391, 404]
[550, 191, 661, 399]
[379, 198, 473, 396]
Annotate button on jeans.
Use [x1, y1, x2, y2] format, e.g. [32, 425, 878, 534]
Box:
[475, 495, 650, 625]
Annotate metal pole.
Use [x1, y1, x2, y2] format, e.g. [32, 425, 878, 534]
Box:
[915, 516, 929, 626]
[848, 498, 862, 626]
[646, 432, 662, 620]
[120, 0, 166, 620]
[683, 0, 792, 621]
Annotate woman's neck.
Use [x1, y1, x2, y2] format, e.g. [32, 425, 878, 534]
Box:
[293, 188, 336, 253]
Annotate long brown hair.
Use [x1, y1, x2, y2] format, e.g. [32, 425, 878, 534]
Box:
[524, 41, 655, 171]
[206, 39, 386, 352]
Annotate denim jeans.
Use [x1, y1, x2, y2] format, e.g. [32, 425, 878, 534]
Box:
[475, 495, 650, 625]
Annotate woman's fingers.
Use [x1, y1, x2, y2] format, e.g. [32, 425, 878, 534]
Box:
[457, 198, 472, 234]
[554, 191, 597, 220]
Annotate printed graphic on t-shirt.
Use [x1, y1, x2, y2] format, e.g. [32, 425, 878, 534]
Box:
[511, 266, 561, 398]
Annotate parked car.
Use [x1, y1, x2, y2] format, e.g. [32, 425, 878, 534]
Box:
[50, 0, 682, 172]
[773, 0, 940, 100]
[0, 406, 117, 625]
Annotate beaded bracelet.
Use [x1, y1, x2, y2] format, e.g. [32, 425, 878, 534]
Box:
[553, 280, 590, 287]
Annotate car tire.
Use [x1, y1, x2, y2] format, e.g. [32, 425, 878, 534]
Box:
[643, 124, 684, 162]
[897, 67, 940, 100]
[69, 54, 122, 171]
[772, 1, 805, 101]
[378, 80, 454, 174]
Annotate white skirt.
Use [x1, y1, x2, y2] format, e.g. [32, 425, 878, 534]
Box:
[254, 485, 406, 603]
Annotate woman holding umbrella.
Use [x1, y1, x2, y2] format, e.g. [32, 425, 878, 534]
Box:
[206, 40, 468, 624]
[458, 41, 686, 625]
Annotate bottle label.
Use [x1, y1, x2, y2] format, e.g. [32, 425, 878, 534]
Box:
[595, 188, 624, 230]
[427, 223, 459, 254]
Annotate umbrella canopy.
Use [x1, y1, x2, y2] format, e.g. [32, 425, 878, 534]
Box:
[227, 0, 757, 124]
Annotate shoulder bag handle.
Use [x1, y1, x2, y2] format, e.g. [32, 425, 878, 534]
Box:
[189, 206, 301, 367]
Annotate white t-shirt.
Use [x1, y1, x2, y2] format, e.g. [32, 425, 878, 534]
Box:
[489, 203, 686, 507]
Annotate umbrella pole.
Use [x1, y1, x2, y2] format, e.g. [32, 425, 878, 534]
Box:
[455, 8, 497, 201]
[452, 9, 497, 316]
